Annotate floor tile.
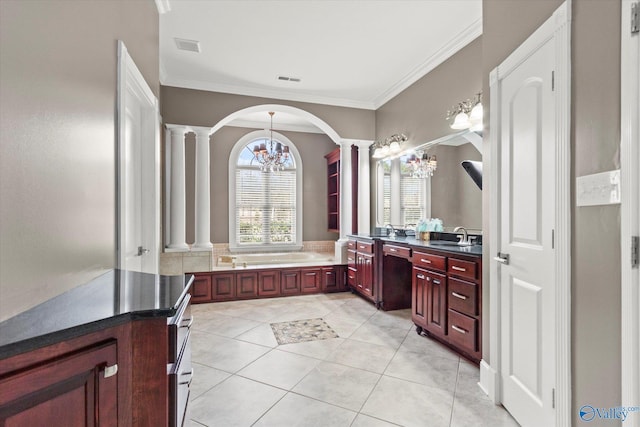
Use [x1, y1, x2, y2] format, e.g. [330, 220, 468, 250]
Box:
[325, 338, 396, 374]
[384, 349, 460, 392]
[189, 362, 231, 400]
[351, 414, 401, 427]
[190, 376, 285, 427]
[253, 392, 357, 427]
[400, 329, 461, 361]
[235, 322, 279, 347]
[292, 362, 381, 411]
[365, 309, 413, 330]
[193, 314, 261, 338]
[349, 322, 409, 350]
[450, 393, 520, 427]
[278, 337, 345, 360]
[191, 330, 270, 373]
[361, 375, 454, 427]
[237, 349, 320, 390]
[322, 311, 369, 337]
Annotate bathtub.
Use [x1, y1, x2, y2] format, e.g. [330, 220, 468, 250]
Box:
[215, 251, 334, 270]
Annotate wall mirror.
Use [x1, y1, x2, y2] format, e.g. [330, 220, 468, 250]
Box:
[374, 130, 482, 233]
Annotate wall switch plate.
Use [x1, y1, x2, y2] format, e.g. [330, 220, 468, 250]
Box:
[576, 169, 621, 206]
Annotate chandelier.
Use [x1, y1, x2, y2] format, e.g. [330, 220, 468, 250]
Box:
[446, 92, 483, 132]
[372, 133, 407, 159]
[252, 111, 290, 172]
[407, 150, 437, 178]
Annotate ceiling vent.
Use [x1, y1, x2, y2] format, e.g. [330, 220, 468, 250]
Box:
[277, 75, 301, 83]
[174, 38, 201, 53]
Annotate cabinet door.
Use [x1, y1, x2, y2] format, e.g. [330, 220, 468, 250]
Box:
[281, 270, 301, 295]
[301, 268, 321, 294]
[412, 267, 428, 328]
[211, 273, 235, 301]
[258, 271, 280, 297]
[236, 272, 258, 299]
[0, 340, 118, 427]
[425, 271, 447, 337]
[361, 253, 375, 298]
[321, 267, 337, 292]
[190, 274, 212, 303]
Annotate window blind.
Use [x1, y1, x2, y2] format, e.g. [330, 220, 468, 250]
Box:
[235, 167, 296, 245]
[400, 173, 424, 225]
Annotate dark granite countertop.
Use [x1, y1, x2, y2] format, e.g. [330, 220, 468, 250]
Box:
[0, 269, 193, 359]
[348, 233, 483, 257]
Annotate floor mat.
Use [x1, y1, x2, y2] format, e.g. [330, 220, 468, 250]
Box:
[270, 318, 339, 345]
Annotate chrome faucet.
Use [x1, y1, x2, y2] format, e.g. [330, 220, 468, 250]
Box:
[453, 226, 471, 246]
[385, 224, 396, 237]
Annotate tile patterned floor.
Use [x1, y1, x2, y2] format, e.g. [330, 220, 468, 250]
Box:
[188, 293, 519, 427]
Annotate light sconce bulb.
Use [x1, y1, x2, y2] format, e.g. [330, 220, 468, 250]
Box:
[451, 112, 471, 130]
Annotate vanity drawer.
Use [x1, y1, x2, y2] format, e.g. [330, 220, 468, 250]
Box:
[347, 240, 357, 250]
[447, 258, 477, 281]
[449, 277, 478, 316]
[169, 331, 192, 427]
[412, 251, 446, 272]
[383, 244, 411, 259]
[347, 268, 357, 286]
[448, 309, 478, 353]
[347, 250, 357, 269]
[356, 241, 374, 254]
[168, 294, 192, 364]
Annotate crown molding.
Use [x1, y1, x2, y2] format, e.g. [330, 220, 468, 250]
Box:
[372, 18, 482, 109]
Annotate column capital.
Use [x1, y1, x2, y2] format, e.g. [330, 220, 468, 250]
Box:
[353, 139, 375, 149]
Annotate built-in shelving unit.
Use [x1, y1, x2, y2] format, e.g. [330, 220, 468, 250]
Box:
[325, 148, 340, 233]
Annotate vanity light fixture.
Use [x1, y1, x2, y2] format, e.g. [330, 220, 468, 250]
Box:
[252, 111, 290, 172]
[372, 133, 407, 159]
[407, 150, 437, 178]
[447, 92, 483, 131]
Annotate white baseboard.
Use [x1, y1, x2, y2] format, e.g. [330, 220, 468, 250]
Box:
[480, 359, 500, 403]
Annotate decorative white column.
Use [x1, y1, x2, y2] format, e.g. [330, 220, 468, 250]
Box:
[192, 128, 213, 249]
[167, 126, 189, 250]
[335, 139, 353, 263]
[355, 140, 374, 234]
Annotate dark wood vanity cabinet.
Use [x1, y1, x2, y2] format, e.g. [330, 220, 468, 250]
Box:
[0, 337, 119, 426]
[411, 248, 482, 362]
[0, 294, 193, 426]
[347, 239, 376, 303]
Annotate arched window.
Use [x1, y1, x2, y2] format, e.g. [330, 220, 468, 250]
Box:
[228, 130, 303, 252]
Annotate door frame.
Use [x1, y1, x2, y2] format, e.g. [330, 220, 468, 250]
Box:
[482, 2, 571, 426]
[116, 41, 161, 272]
[620, 1, 640, 426]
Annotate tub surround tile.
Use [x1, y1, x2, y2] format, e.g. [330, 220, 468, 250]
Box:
[182, 253, 211, 273]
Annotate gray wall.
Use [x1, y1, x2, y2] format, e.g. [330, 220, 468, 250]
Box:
[374, 37, 483, 231]
[483, 0, 622, 424]
[376, 37, 483, 150]
[0, 0, 159, 321]
[161, 86, 376, 140]
[184, 127, 338, 244]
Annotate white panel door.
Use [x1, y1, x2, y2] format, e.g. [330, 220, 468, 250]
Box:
[498, 37, 556, 427]
[118, 42, 160, 274]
